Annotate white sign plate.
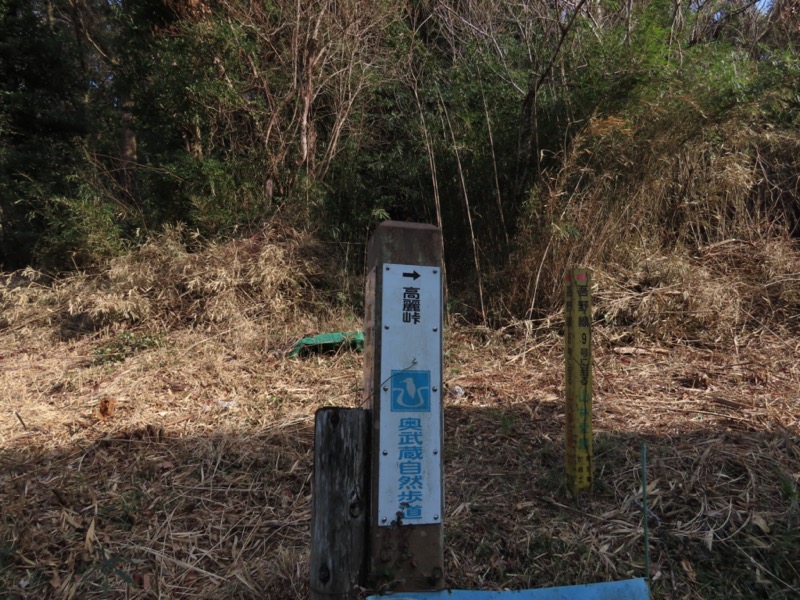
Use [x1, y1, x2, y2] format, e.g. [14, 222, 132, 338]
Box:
[378, 263, 442, 527]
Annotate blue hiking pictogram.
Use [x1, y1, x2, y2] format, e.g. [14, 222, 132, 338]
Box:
[390, 370, 431, 412]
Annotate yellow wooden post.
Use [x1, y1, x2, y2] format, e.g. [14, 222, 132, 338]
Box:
[564, 268, 593, 494]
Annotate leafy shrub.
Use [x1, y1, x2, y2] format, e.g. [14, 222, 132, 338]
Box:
[92, 330, 165, 365]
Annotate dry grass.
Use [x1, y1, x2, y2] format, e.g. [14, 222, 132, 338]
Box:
[445, 326, 799, 598]
[590, 236, 800, 346]
[1, 231, 799, 599]
[503, 100, 800, 335]
[0, 223, 340, 337]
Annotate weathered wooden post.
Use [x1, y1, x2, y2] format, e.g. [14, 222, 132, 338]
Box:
[564, 268, 593, 495]
[364, 221, 445, 591]
[310, 407, 370, 600]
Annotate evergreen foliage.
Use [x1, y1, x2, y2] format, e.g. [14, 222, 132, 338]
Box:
[1, 0, 798, 321]
[0, 0, 88, 266]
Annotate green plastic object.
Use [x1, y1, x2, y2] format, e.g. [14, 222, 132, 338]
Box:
[288, 331, 365, 358]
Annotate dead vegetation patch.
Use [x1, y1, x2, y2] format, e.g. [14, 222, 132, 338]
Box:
[1, 231, 799, 599]
[503, 110, 800, 341]
[591, 237, 800, 346]
[0, 224, 339, 340]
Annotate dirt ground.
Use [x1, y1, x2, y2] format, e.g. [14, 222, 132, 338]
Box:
[1, 311, 798, 599]
[2, 229, 799, 599]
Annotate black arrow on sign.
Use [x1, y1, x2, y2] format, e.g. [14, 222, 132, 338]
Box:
[402, 271, 421, 280]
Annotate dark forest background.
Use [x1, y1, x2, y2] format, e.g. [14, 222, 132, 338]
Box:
[2, 0, 799, 322]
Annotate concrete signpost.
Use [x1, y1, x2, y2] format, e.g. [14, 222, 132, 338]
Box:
[364, 221, 444, 591]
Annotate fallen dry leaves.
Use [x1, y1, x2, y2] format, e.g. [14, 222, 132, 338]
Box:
[1, 233, 798, 599]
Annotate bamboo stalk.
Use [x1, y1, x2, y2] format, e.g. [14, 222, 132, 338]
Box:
[438, 88, 487, 325]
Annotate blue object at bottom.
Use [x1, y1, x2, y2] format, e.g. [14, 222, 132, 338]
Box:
[367, 578, 649, 600]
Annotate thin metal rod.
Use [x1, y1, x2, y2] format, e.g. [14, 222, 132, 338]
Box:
[641, 441, 650, 583]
